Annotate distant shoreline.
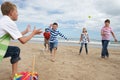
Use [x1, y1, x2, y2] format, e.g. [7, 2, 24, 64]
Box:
[28, 40, 120, 49]
[11, 37, 120, 49]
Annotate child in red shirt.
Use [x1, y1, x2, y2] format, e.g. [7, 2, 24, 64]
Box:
[43, 28, 50, 50]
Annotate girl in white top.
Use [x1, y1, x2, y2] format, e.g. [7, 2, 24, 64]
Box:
[79, 28, 90, 55]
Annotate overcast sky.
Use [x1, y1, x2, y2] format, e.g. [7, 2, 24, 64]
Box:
[0, 0, 120, 40]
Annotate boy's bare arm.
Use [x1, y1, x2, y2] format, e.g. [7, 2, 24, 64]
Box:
[19, 27, 42, 44]
[21, 25, 31, 35]
[49, 24, 53, 28]
[111, 31, 117, 42]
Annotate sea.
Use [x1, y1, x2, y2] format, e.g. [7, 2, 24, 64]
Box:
[27, 36, 120, 49]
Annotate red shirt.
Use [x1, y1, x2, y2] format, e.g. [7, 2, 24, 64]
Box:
[43, 32, 50, 40]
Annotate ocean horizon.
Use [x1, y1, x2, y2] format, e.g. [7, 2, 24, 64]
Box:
[11, 35, 120, 49]
[26, 36, 120, 49]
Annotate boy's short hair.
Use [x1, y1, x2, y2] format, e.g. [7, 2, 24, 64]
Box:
[105, 19, 110, 23]
[53, 22, 58, 26]
[1, 1, 16, 15]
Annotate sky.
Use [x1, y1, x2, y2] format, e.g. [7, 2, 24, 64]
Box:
[0, 0, 120, 40]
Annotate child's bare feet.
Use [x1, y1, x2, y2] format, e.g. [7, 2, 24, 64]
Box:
[51, 56, 55, 62]
[51, 58, 55, 62]
[10, 74, 14, 80]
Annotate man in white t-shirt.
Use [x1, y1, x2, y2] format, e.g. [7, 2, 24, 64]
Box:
[0, 2, 42, 79]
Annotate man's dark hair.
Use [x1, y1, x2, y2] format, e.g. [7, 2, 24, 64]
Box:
[53, 22, 58, 26]
[105, 19, 110, 23]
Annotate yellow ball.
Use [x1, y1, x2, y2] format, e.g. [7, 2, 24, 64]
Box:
[88, 16, 91, 18]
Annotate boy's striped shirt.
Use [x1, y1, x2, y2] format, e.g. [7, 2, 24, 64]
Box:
[46, 28, 67, 42]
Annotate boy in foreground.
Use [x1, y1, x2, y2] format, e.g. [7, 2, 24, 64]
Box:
[0, 2, 42, 79]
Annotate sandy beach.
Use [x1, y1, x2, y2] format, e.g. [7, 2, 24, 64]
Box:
[0, 42, 120, 80]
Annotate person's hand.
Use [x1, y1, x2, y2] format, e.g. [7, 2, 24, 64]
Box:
[32, 27, 43, 35]
[26, 24, 31, 33]
[49, 24, 53, 28]
[101, 33, 105, 36]
[101, 31, 107, 36]
[114, 38, 118, 42]
[88, 40, 90, 43]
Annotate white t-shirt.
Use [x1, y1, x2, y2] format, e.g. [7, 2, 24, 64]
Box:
[81, 33, 89, 43]
[0, 16, 22, 40]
